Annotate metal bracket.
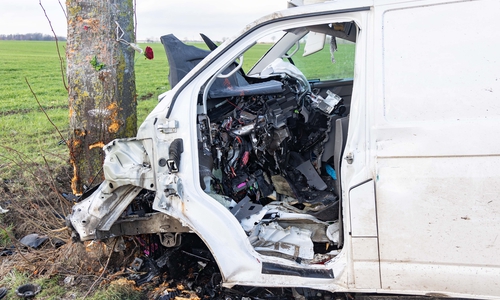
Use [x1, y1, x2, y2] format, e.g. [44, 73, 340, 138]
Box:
[158, 232, 182, 247]
[157, 120, 179, 134]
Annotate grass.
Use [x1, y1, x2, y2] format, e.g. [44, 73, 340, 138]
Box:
[0, 224, 13, 247]
[0, 41, 171, 179]
[294, 41, 355, 80]
[0, 41, 67, 113]
[0, 271, 66, 299]
[0, 270, 144, 299]
[86, 279, 145, 300]
[0, 41, 168, 113]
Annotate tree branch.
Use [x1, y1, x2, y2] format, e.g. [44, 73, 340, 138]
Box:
[57, 0, 67, 19]
[25, 77, 68, 148]
[134, 0, 137, 41]
[39, 0, 68, 91]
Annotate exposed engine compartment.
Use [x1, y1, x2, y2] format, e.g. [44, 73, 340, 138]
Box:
[198, 59, 349, 262]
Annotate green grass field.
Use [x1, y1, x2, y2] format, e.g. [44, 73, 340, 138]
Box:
[0, 39, 354, 180]
[0, 41, 173, 178]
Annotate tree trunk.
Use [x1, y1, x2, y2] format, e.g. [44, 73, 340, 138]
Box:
[66, 0, 137, 195]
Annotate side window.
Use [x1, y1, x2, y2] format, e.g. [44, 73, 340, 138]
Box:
[292, 34, 355, 81]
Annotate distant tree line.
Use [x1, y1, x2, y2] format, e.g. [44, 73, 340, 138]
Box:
[0, 33, 66, 41]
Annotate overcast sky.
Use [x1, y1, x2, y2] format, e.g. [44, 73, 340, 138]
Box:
[0, 0, 286, 41]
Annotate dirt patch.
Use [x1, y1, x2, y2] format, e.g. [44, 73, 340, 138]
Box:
[0, 105, 69, 117]
[139, 92, 154, 101]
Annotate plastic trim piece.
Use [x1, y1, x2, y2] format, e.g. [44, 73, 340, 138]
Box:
[262, 262, 335, 278]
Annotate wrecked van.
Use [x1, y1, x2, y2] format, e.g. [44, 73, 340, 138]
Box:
[68, 0, 500, 298]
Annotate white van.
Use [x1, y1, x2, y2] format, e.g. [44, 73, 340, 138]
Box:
[69, 0, 500, 298]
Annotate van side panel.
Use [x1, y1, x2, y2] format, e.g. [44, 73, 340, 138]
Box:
[373, 0, 500, 297]
[383, 2, 500, 123]
[376, 156, 500, 294]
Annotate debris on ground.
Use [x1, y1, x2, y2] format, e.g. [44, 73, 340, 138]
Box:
[1, 224, 343, 299]
[50, 237, 66, 248]
[0, 247, 14, 256]
[15, 283, 41, 298]
[98, 233, 339, 299]
[60, 192, 79, 203]
[19, 234, 49, 249]
[63, 276, 75, 287]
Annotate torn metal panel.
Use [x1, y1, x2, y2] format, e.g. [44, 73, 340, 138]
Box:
[69, 184, 143, 240]
[94, 212, 190, 240]
[102, 138, 155, 193]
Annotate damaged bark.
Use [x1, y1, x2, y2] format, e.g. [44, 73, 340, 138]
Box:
[66, 0, 137, 195]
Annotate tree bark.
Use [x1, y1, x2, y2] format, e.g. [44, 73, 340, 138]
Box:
[66, 0, 137, 195]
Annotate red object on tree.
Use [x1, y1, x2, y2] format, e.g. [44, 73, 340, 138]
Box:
[144, 46, 154, 60]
